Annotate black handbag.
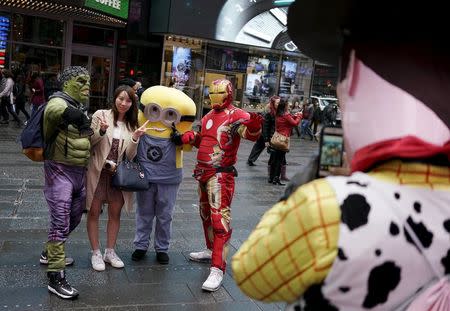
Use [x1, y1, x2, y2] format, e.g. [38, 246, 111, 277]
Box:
[111, 156, 149, 192]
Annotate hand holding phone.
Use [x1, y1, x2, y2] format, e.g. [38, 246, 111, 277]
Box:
[317, 126, 345, 177]
[328, 151, 350, 176]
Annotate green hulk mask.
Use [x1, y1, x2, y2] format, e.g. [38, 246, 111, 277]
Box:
[58, 66, 90, 104]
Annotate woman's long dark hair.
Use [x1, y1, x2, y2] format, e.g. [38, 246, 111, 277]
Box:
[276, 98, 288, 117]
[2, 69, 13, 79]
[268, 95, 280, 116]
[112, 85, 138, 131]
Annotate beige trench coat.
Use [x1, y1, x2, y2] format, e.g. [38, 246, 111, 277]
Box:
[86, 109, 139, 213]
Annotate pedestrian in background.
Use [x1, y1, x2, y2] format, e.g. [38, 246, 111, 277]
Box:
[290, 100, 302, 137]
[299, 98, 314, 140]
[0, 69, 22, 127]
[86, 85, 147, 272]
[268, 99, 301, 185]
[322, 102, 339, 127]
[13, 74, 30, 123]
[246, 95, 280, 166]
[310, 98, 321, 140]
[29, 72, 45, 114]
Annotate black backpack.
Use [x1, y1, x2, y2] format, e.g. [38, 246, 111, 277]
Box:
[20, 103, 48, 161]
[21, 92, 86, 161]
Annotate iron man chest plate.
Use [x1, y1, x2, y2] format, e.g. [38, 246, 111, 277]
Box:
[197, 107, 249, 168]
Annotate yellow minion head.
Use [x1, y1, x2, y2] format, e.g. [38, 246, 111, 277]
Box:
[138, 86, 197, 138]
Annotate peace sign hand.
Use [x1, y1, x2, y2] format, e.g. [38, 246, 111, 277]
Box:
[132, 120, 151, 141]
[97, 111, 109, 132]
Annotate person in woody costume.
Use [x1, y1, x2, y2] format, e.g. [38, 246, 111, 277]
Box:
[232, 1, 450, 310]
[40, 66, 93, 299]
[171, 79, 263, 292]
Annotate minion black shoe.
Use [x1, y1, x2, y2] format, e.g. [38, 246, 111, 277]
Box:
[131, 249, 147, 261]
[156, 252, 169, 265]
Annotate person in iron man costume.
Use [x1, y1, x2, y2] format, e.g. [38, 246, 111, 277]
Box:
[171, 79, 262, 292]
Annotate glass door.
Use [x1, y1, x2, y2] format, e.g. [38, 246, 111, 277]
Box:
[71, 54, 111, 113]
[90, 56, 111, 112]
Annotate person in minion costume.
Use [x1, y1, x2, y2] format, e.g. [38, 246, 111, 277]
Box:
[131, 86, 196, 264]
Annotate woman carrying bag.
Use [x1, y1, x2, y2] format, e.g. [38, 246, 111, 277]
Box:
[86, 85, 148, 272]
[269, 99, 301, 185]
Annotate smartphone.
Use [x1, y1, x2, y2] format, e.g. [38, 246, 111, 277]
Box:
[317, 126, 344, 177]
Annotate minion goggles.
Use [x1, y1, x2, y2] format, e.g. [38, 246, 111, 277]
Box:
[139, 103, 196, 127]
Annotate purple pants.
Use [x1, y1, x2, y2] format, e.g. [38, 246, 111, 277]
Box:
[44, 160, 86, 242]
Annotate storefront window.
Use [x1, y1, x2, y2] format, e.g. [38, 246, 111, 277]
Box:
[202, 44, 247, 113]
[118, 39, 163, 87]
[159, 35, 314, 117]
[279, 55, 314, 102]
[161, 35, 206, 118]
[73, 24, 114, 47]
[11, 14, 64, 47]
[312, 63, 338, 97]
[10, 44, 62, 98]
[243, 51, 280, 110]
[0, 13, 65, 99]
[205, 45, 248, 73]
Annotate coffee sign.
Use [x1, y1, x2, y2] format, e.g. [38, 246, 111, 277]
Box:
[84, 0, 129, 19]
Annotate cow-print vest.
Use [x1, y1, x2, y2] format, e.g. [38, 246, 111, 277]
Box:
[291, 172, 450, 311]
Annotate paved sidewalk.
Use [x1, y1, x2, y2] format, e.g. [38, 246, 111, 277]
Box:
[0, 124, 319, 311]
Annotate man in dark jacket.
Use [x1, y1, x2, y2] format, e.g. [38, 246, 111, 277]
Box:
[322, 102, 338, 127]
[246, 96, 280, 166]
[300, 99, 314, 140]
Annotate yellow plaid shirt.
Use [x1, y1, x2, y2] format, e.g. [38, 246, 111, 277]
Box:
[231, 160, 450, 303]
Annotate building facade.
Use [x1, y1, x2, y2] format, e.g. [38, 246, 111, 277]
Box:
[0, 0, 128, 111]
[148, 0, 316, 116]
[0, 0, 337, 116]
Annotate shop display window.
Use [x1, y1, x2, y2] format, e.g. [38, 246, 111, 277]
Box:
[10, 44, 62, 74]
[73, 24, 114, 47]
[206, 45, 248, 73]
[160, 35, 313, 117]
[279, 55, 313, 104]
[11, 14, 64, 47]
[201, 44, 249, 113]
[161, 35, 207, 118]
[9, 44, 62, 100]
[243, 51, 280, 110]
[312, 63, 338, 97]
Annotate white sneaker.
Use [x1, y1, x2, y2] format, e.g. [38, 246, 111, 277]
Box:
[103, 249, 124, 268]
[202, 267, 224, 292]
[189, 249, 212, 262]
[91, 251, 105, 271]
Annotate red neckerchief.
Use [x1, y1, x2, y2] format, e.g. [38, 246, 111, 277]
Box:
[351, 136, 450, 173]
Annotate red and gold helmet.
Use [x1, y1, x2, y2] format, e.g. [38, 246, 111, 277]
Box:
[209, 79, 233, 110]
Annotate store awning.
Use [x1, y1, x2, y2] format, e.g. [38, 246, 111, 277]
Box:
[0, 0, 127, 27]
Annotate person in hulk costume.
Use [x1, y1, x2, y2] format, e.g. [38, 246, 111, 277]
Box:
[39, 66, 93, 299]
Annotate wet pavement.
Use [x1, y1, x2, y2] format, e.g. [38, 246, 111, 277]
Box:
[0, 123, 319, 311]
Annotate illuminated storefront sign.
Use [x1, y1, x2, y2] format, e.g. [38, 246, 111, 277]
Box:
[84, 0, 129, 19]
[0, 16, 10, 69]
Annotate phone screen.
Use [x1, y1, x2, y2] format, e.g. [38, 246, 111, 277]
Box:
[317, 127, 344, 177]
